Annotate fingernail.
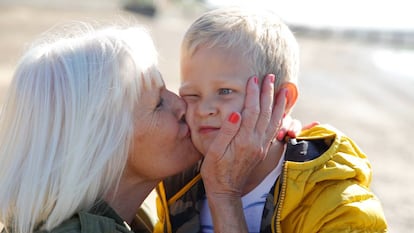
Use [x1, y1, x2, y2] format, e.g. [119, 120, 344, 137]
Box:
[276, 130, 285, 141]
[228, 112, 240, 124]
[287, 130, 296, 138]
[269, 74, 275, 83]
[254, 76, 258, 84]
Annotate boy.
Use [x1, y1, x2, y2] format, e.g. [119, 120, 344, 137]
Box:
[155, 6, 387, 233]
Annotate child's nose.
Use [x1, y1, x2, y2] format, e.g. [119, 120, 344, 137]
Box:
[197, 99, 218, 117]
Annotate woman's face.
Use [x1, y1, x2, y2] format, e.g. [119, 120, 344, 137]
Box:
[126, 75, 202, 181]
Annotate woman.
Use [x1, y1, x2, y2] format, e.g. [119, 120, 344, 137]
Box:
[0, 24, 286, 233]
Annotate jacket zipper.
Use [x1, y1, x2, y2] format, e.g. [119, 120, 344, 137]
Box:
[272, 161, 288, 233]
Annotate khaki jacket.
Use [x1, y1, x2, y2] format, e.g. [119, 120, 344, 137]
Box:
[1, 201, 157, 233]
[35, 202, 135, 233]
[0, 202, 150, 233]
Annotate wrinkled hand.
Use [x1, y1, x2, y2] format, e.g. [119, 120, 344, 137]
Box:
[201, 74, 287, 198]
[199, 74, 287, 233]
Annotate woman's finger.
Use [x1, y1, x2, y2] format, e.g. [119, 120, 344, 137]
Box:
[255, 74, 275, 135]
[265, 88, 287, 142]
[240, 76, 260, 132]
[204, 112, 242, 162]
[303, 121, 320, 130]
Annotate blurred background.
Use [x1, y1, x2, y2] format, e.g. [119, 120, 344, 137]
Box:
[0, 0, 413, 232]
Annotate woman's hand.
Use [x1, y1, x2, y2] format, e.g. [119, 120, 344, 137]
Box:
[201, 74, 286, 196]
[200, 74, 287, 233]
[276, 116, 320, 142]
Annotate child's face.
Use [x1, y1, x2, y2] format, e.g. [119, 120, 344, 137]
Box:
[179, 46, 252, 155]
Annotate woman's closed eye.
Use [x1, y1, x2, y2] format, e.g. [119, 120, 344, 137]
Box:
[156, 97, 164, 109]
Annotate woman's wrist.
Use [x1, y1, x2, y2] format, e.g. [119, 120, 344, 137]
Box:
[206, 194, 248, 233]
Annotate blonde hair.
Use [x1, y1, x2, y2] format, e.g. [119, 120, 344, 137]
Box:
[0, 23, 160, 233]
[181, 6, 300, 88]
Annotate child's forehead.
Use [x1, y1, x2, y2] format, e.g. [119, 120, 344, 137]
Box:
[187, 46, 252, 70]
[179, 74, 248, 93]
[189, 45, 252, 70]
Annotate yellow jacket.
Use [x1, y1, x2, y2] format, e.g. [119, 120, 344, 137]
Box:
[154, 125, 388, 233]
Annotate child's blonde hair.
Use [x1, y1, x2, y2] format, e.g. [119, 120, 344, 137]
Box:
[181, 6, 300, 89]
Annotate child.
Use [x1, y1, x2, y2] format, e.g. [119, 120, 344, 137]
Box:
[154, 6, 387, 233]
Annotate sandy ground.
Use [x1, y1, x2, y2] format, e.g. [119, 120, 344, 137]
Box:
[0, 2, 413, 232]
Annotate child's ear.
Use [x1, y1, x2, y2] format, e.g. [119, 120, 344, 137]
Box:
[280, 82, 298, 113]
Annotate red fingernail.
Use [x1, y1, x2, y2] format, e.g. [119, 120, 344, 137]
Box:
[269, 74, 275, 83]
[276, 130, 285, 141]
[228, 112, 240, 124]
[254, 76, 258, 84]
[287, 130, 296, 138]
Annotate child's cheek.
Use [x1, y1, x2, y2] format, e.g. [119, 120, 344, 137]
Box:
[233, 94, 246, 113]
[221, 97, 244, 123]
[186, 111, 197, 131]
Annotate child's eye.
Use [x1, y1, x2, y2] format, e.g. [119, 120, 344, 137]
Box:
[181, 94, 199, 102]
[218, 88, 233, 95]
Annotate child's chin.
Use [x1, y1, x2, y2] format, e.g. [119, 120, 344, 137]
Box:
[198, 145, 209, 156]
[200, 148, 208, 156]
[193, 140, 210, 156]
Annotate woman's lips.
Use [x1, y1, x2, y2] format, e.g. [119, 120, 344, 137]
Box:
[181, 123, 191, 138]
